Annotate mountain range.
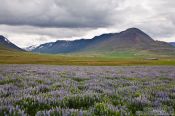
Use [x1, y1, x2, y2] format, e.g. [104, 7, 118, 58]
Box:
[32, 28, 174, 54]
[0, 28, 174, 55]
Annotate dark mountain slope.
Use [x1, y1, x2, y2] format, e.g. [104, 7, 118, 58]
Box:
[33, 40, 90, 54]
[33, 33, 114, 54]
[170, 42, 175, 47]
[0, 35, 23, 51]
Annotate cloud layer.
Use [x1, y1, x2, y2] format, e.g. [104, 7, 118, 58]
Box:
[0, 0, 174, 47]
[0, 0, 121, 28]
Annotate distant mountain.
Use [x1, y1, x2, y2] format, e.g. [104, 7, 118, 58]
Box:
[33, 28, 175, 54]
[32, 34, 114, 54]
[24, 45, 38, 51]
[0, 35, 23, 51]
[170, 42, 175, 47]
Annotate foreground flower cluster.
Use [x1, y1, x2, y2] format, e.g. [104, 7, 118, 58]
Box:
[0, 65, 175, 116]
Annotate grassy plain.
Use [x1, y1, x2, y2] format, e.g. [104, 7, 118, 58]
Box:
[0, 48, 175, 66]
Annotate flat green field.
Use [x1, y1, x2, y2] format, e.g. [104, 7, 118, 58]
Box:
[0, 49, 175, 65]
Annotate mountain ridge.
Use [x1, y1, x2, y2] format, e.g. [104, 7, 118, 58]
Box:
[32, 28, 174, 54]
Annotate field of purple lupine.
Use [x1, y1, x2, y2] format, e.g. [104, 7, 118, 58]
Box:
[0, 65, 175, 115]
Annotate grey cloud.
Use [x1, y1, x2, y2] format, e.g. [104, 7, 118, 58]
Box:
[0, 0, 122, 28]
[0, 25, 91, 38]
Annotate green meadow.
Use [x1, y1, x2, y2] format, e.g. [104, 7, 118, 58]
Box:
[1, 48, 175, 66]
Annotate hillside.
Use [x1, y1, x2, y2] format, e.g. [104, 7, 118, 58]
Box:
[33, 28, 174, 55]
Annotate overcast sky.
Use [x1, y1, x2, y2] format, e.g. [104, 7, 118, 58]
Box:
[0, 0, 174, 47]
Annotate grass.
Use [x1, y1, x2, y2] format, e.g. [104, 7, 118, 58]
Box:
[0, 49, 175, 66]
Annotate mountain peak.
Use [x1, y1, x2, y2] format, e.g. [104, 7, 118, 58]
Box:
[0, 35, 5, 38]
[117, 27, 154, 43]
[126, 27, 141, 31]
[0, 35, 6, 40]
[123, 27, 146, 35]
[0, 35, 11, 43]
